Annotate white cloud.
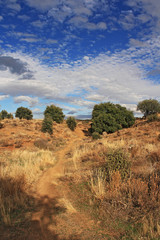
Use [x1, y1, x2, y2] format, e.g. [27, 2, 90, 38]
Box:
[31, 20, 46, 28]
[7, 3, 21, 11]
[20, 38, 40, 43]
[14, 96, 39, 107]
[0, 95, 9, 100]
[97, 22, 107, 30]
[25, 0, 108, 31]
[0, 36, 160, 115]
[46, 39, 58, 44]
[17, 15, 30, 21]
[0, 16, 3, 21]
[126, 0, 160, 34]
[25, 0, 56, 12]
[129, 39, 148, 47]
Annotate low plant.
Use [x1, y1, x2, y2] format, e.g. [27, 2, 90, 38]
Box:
[103, 148, 131, 181]
[92, 132, 101, 140]
[41, 115, 53, 135]
[66, 117, 77, 131]
[90, 168, 106, 199]
[147, 113, 159, 122]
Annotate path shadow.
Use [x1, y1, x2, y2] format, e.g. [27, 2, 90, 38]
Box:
[82, 129, 92, 137]
[0, 176, 80, 240]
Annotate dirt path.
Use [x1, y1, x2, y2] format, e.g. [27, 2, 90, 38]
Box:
[31, 128, 92, 239]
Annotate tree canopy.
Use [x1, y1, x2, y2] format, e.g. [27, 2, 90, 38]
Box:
[91, 102, 135, 134]
[0, 110, 13, 120]
[44, 105, 65, 123]
[137, 99, 160, 117]
[15, 107, 33, 120]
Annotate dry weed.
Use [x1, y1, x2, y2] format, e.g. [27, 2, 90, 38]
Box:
[1, 150, 56, 186]
[90, 168, 106, 200]
[0, 149, 56, 225]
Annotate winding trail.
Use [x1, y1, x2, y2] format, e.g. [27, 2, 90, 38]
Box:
[31, 127, 88, 239]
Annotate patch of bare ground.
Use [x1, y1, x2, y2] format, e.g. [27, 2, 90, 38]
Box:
[0, 118, 160, 239]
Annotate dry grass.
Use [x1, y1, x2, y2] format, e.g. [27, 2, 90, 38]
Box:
[69, 123, 160, 238]
[0, 149, 56, 225]
[90, 168, 106, 200]
[1, 149, 56, 186]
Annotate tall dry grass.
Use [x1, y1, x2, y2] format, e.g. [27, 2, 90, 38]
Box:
[90, 168, 106, 200]
[0, 149, 56, 225]
[71, 136, 160, 238]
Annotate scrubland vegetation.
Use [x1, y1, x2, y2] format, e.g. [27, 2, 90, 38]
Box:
[0, 100, 160, 239]
[69, 126, 160, 239]
[0, 149, 56, 225]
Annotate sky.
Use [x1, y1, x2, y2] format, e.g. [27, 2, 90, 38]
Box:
[0, 0, 160, 119]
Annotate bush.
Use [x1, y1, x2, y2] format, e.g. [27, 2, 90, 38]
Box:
[91, 102, 135, 134]
[41, 115, 53, 135]
[44, 105, 65, 123]
[15, 107, 33, 120]
[92, 132, 101, 140]
[66, 117, 77, 131]
[147, 114, 159, 122]
[0, 110, 13, 120]
[137, 99, 160, 117]
[103, 149, 131, 181]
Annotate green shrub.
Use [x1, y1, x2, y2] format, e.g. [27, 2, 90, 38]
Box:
[147, 114, 159, 122]
[92, 132, 101, 140]
[0, 110, 13, 120]
[66, 117, 77, 131]
[7, 113, 14, 119]
[91, 102, 135, 134]
[44, 105, 65, 123]
[15, 107, 33, 120]
[103, 149, 131, 181]
[41, 115, 53, 135]
[137, 99, 160, 117]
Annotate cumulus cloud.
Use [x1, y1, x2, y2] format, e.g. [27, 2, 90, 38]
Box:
[25, 0, 56, 12]
[125, 0, 160, 34]
[0, 95, 9, 100]
[17, 15, 30, 21]
[24, 0, 108, 31]
[0, 56, 32, 75]
[46, 39, 58, 44]
[0, 36, 160, 115]
[31, 20, 46, 28]
[7, 2, 21, 12]
[14, 96, 39, 107]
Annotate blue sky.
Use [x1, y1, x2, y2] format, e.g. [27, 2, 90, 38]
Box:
[0, 0, 160, 119]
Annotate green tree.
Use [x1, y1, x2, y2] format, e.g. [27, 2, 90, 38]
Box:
[44, 105, 65, 123]
[0, 110, 14, 120]
[91, 102, 135, 134]
[137, 99, 160, 117]
[15, 107, 33, 120]
[66, 117, 77, 131]
[41, 115, 53, 135]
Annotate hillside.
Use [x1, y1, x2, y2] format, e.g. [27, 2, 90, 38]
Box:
[0, 118, 160, 239]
